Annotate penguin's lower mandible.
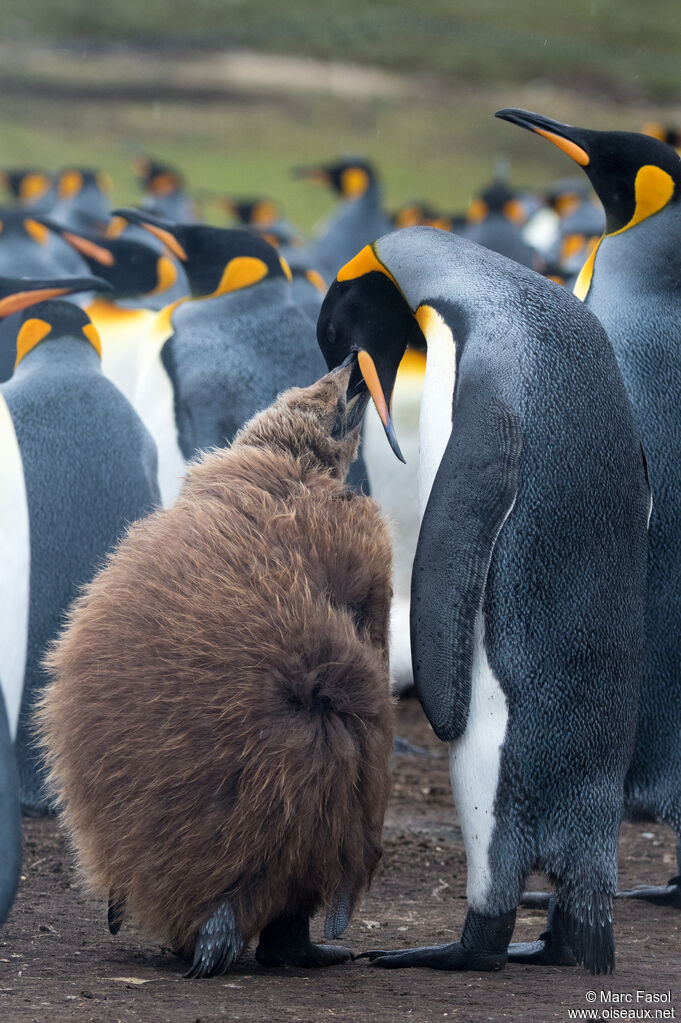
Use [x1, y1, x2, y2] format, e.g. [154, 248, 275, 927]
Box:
[37, 363, 394, 977]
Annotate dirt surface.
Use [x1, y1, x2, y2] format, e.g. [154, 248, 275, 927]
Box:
[2, 696, 679, 1023]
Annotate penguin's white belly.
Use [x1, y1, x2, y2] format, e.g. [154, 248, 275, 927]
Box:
[363, 363, 423, 692]
[448, 612, 508, 910]
[415, 304, 508, 911]
[134, 347, 186, 508]
[0, 394, 29, 739]
[100, 331, 144, 406]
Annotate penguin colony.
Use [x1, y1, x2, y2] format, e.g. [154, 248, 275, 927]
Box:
[0, 121, 678, 983]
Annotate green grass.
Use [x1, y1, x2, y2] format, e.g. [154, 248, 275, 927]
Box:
[1, 0, 680, 100]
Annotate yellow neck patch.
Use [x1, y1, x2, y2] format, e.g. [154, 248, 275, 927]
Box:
[341, 167, 370, 199]
[305, 268, 327, 293]
[106, 216, 128, 240]
[279, 256, 293, 282]
[24, 219, 49, 245]
[574, 164, 675, 302]
[208, 256, 268, 298]
[15, 319, 51, 368]
[336, 243, 399, 290]
[82, 323, 102, 356]
[59, 170, 83, 200]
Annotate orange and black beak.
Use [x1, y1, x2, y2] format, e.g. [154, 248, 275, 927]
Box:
[0, 273, 112, 319]
[111, 207, 189, 262]
[318, 273, 422, 463]
[495, 109, 591, 167]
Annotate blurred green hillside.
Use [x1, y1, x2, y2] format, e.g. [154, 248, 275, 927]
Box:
[1, 0, 679, 101]
[0, 2, 678, 232]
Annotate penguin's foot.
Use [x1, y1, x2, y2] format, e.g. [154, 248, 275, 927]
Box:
[615, 877, 681, 907]
[256, 913, 352, 968]
[186, 901, 244, 978]
[356, 908, 515, 971]
[507, 896, 577, 967]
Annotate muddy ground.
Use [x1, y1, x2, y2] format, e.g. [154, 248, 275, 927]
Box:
[2, 697, 679, 1023]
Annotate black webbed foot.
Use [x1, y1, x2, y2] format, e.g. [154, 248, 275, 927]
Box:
[508, 896, 577, 967]
[356, 908, 515, 971]
[256, 912, 351, 968]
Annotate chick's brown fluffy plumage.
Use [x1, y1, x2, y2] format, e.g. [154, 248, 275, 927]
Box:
[38, 367, 394, 959]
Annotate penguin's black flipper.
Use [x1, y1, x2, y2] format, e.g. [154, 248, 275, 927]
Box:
[186, 900, 244, 978]
[0, 689, 21, 927]
[107, 888, 126, 934]
[324, 889, 353, 939]
[411, 379, 521, 742]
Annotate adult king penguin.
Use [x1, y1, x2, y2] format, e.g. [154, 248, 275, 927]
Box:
[110, 209, 361, 493]
[496, 109, 681, 902]
[317, 227, 649, 974]
[0, 291, 160, 813]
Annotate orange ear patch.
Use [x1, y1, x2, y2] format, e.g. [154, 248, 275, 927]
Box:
[58, 170, 84, 199]
[467, 198, 489, 223]
[21, 173, 50, 202]
[14, 318, 52, 368]
[211, 257, 268, 296]
[336, 244, 398, 289]
[340, 167, 370, 199]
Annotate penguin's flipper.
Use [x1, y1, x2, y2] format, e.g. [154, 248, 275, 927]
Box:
[0, 689, 22, 927]
[107, 888, 126, 934]
[186, 900, 244, 978]
[411, 383, 521, 742]
[324, 889, 353, 939]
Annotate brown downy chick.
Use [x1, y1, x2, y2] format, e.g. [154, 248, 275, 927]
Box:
[38, 363, 394, 978]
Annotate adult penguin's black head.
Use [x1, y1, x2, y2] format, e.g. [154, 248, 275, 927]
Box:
[495, 109, 681, 235]
[222, 196, 282, 227]
[37, 217, 180, 301]
[317, 244, 425, 463]
[112, 208, 292, 298]
[293, 158, 378, 200]
[133, 155, 185, 196]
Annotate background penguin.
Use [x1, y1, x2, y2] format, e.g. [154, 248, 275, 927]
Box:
[317, 227, 649, 974]
[1, 170, 55, 212]
[0, 676, 21, 928]
[496, 108, 681, 901]
[38, 363, 393, 977]
[0, 296, 160, 813]
[465, 179, 542, 269]
[37, 217, 189, 405]
[293, 158, 392, 279]
[112, 208, 372, 497]
[49, 168, 112, 234]
[0, 271, 110, 383]
[134, 154, 196, 224]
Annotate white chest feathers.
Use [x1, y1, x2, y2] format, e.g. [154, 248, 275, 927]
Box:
[0, 393, 29, 739]
[415, 304, 456, 520]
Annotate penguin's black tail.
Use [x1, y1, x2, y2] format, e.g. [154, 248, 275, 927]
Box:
[558, 889, 615, 975]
